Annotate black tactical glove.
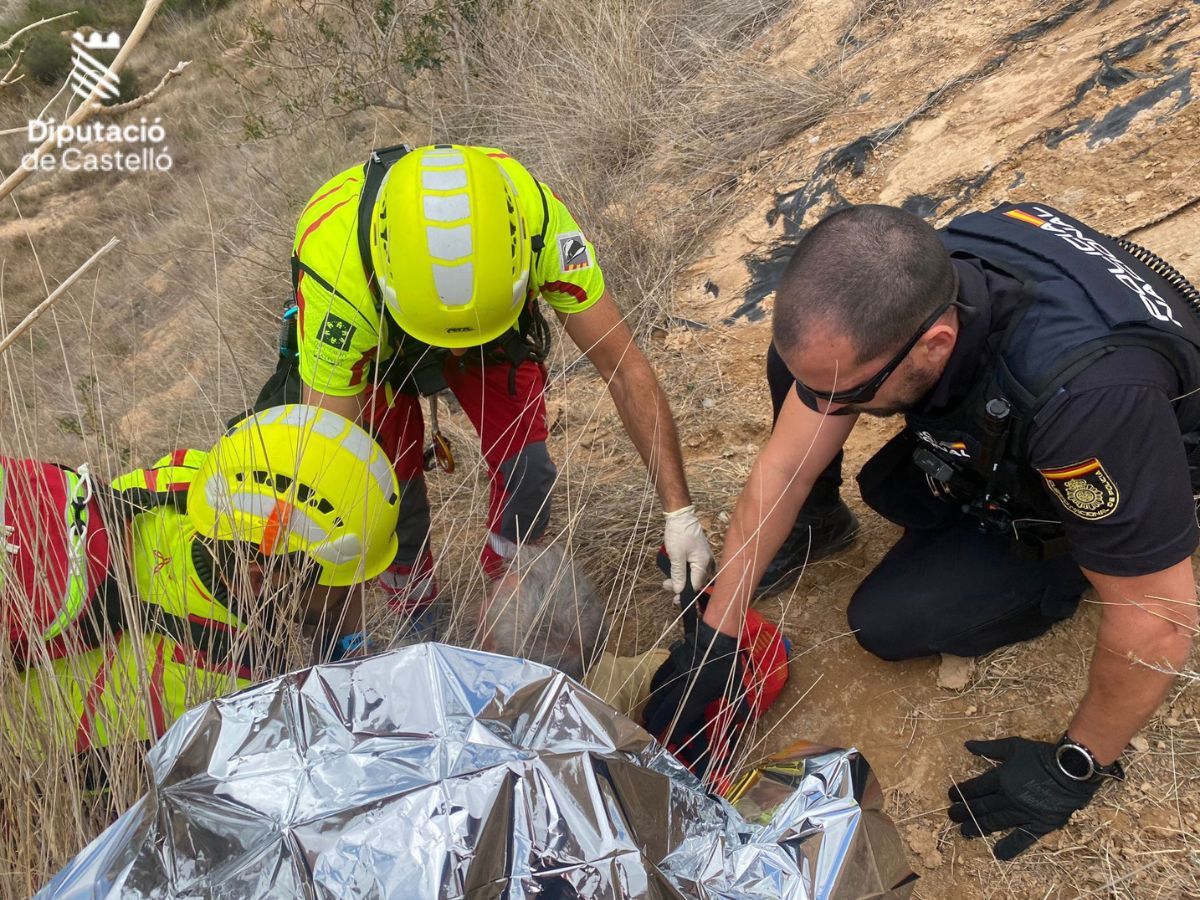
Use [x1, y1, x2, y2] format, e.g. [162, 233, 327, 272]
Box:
[642, 620, 744, 765]
[948, 736, 1118, 860]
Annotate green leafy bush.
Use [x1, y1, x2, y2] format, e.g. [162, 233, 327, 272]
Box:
[108, 65, 141, 105]
[22, 32, 71, 85]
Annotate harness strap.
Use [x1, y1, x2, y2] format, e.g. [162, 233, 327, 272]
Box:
[39, 464, 96, 641]
[356, 143, 413, 305]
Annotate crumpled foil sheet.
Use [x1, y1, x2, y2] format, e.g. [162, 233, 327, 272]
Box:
[40, 644, 914, 899]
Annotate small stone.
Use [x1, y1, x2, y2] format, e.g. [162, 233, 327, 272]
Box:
[1130, 735, 1150, 752]
[1165, 717, 1181, 727]
[964, 705, 978, 716]
[718, 511, 730, 523]
[1157, 741, 1167, 750]
[1140, 782, 1153, 793]
[701, 398, 715, 410]
[937, 654, 975, 691]
[904, 825, 944, 869]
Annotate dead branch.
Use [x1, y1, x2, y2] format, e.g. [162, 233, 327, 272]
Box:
[0, 50, 24, 89]
[0, 12, 76, 53]
[0, 238, 120, 357]
[93, 59, 191, 115]
[0, 0, 167, 203]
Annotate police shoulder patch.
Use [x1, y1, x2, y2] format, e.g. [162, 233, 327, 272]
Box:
[1038, 457, 1119, 520]
[557, 231, 591, 271]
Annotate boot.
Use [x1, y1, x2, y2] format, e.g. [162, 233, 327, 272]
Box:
[756, 502, 860, 598]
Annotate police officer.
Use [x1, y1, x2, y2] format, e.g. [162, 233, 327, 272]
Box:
[642, 203, 1200, 859]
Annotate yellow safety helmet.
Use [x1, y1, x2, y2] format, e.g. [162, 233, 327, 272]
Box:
[187, 405, 400, 587]
[369, 144, 531, 348]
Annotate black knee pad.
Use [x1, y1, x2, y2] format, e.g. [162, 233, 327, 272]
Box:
[497, 442, 557, 543]
[394, 478, 432, 562]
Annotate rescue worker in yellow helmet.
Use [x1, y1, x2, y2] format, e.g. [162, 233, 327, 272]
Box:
[267, 144, 711, 631]
[5, 405, 399, 754]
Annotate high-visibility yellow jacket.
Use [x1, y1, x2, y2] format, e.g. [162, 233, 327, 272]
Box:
[8, 451, 256, 751]
[295, 147, 607, 396]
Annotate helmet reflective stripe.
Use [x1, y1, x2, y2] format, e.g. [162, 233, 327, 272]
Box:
[427, 223, 473, 261]
[188, 405, 399, 587]
[424, 148, 464, 166]
[228, 490, 328, 544]
[39, 466, 94, 642]
[368, 452, 395, 500]
[422, 168, 468, 191]
[432, 263, 475, 306]
[424, 194, 470, 221]
[309, 533, 365, 567]
[512, 269, 530, 308]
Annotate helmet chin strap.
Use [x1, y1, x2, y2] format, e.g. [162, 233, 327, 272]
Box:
[191, 536, 231, 605]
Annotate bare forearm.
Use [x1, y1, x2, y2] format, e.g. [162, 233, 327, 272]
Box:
[301, 383, 365, 423]
[702, 460, 812, 636]
[1069, 560, 1198, 763]
[608, 363, 691, 511]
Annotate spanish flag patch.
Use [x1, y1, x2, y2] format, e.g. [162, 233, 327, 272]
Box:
[1038, 457, 1119, 520]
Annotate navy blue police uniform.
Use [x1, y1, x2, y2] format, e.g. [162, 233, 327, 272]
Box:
[766, 203, 1200, 660]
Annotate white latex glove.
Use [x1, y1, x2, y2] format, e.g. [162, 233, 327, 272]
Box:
[663, 505, 714, 595]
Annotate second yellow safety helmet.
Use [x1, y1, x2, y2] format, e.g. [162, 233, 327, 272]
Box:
[369, 144, 532, 348]
[187, 405, 400, 587]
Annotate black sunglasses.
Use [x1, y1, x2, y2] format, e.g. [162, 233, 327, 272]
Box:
[793, 299, 955, 410]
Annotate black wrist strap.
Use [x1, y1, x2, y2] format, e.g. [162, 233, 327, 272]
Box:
[1057, 735, 1125, 783]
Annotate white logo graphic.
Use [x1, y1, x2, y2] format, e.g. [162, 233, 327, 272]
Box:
[69, 31, 122, 102]
[1029, 206, 1182, 329]
[20, 26, 172, 175]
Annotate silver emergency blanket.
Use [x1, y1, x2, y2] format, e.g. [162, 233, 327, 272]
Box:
[40, 644, 914, 898]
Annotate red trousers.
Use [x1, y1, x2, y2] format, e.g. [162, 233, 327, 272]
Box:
[364, 358, 556, 609]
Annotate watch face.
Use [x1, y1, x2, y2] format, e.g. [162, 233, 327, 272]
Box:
[1056, 743, 1095, 781]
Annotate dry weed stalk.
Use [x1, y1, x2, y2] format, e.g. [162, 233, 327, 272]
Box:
[0, 238, 119, 357]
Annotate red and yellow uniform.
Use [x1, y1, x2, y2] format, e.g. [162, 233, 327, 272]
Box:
[8, 451, 251, 752]
[293, 146, 608, 603]
[294, 147, 604, 396]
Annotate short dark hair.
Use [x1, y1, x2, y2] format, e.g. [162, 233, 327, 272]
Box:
[772, 205, 955, 363]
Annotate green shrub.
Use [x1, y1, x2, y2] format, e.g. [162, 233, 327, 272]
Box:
[24, 1, 101, 27]
[22, 32, 71, 85]
[163, 0, 237, 17]
[108, 65, 140, 105]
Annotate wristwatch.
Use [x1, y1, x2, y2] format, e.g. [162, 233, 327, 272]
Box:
[1055, 735, 1125, 783]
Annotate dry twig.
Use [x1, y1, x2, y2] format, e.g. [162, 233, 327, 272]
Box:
[0, 238, 120, 357]
[93, 60, 191, 116]
[0, 12, 76, 53]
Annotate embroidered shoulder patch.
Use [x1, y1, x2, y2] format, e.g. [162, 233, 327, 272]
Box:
[557, 231, 591, 271]
[1038, 457, 1119, 520]
[317, 313, 356, 351]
